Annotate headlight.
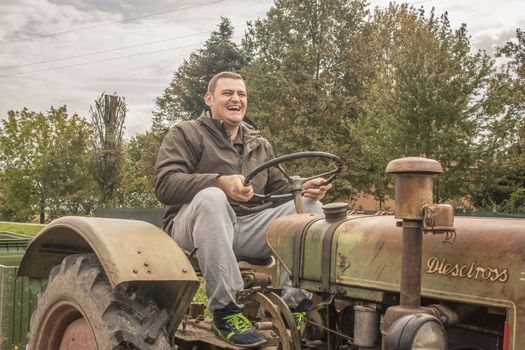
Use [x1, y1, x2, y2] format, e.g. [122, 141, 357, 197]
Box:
[384, 313, 447, 350]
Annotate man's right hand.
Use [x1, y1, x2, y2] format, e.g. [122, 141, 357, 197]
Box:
[216, 175, 254, 202]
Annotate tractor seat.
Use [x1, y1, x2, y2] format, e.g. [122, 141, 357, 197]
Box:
[182, 248, 276, 273]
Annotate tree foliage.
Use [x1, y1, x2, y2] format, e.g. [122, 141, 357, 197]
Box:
[471, 28, 525, 212]
[241, 0, 375, 199]
[356, 5, 494, 203]
[119, 130, 164, 208]
[152, 17, 248, 130]
[0, 107, 95, 222]
[88, 93, 126, 208]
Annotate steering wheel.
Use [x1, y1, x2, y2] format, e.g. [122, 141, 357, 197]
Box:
[232, 151, 341, 214]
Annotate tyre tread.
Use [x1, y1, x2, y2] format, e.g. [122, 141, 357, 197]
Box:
[28, 253, 170, 350]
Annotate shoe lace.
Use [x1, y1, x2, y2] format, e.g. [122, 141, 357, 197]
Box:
[292, 311, 305, 329]
[224, 313, 254, 334]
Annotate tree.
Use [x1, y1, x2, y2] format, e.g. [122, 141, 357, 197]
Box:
[356, 5, 494, 203]
[0, 107, 95, 222]
[471, 28, 525, 212]
[88, 93, 126, 208]
[153, 17, 248, 130]
[241, 0, 375, 199]
[119, 130, 164, 208]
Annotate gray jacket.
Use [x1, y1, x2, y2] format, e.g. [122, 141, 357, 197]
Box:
[155, 111, 288, 232]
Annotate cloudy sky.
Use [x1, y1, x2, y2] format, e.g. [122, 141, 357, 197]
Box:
[0, 0, 523, 138]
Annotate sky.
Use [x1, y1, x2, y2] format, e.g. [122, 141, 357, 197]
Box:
[0, 0, 523, 138]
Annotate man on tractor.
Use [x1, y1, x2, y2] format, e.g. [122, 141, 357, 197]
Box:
[155, 71, 332, 348]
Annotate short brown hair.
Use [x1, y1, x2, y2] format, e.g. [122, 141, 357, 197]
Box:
[207, 71, 244, 94]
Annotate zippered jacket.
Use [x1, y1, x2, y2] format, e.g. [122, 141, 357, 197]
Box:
[155, 111, 288, 232]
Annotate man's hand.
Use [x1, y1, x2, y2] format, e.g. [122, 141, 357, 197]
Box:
[302, 178, 332, 201]
[216, 174, 254, 202]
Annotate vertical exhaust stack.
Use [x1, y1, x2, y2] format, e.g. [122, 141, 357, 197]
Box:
[381, 157, 444, 335]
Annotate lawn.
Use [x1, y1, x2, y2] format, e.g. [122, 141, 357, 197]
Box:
[0, 221, 44, 236]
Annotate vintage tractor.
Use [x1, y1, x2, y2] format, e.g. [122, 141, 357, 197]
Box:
[13, 154, 524, 349]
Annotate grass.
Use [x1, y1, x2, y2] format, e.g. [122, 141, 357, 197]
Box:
[193, 278, 211, 317]
[0, 221, 44, 236]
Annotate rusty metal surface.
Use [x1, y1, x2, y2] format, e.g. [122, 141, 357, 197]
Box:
[331, 215, 525, 300]
[18, 216, 198, 286]
[32, 300, 82, 350]
[385, 157, 443, 174]
[242, 271, 272, 289]
[270, 213, 525, 347]
[322, 202, 348, 222]
[292, 216, 324, 287]
[302, 220, 331, 282]
[237, 290, 295, 350]
[187, 303, 205, 319]
[423, 204, 455, 233]
[266, 213, 324, 277]
[381, 305, 430, 335]
[266, 291, 302, 347]
[330, 215, 525, 349]
[322, 219, 350, 292]
[58, 318, 96, 350]
[393, 175, 434, 220]
[293, 190, 305, 214]
[399, 222, 423, 308]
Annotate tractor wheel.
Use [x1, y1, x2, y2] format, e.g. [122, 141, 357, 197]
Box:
[27, 253, 171, 350]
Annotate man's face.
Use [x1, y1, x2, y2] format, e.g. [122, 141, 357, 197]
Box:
[204, 78, 247, 128]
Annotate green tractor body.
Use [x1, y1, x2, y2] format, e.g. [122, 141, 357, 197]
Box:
[267, 212, 520, 349]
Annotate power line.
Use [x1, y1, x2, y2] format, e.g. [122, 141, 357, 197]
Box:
[0, 24, 247, 71]
[0, 44, 199, 77]
[0, 35, 243, 78]
[0, 0, 226, 46]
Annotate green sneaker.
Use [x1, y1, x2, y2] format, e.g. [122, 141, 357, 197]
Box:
[213, 303, 266, 348]
[290, 298, 312, 330]
[292, 311, 306, 330]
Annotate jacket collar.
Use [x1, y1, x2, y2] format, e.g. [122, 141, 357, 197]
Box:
[197, 110, 261, 149]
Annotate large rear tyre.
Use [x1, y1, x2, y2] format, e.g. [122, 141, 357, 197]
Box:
[27, 253, 171, 350]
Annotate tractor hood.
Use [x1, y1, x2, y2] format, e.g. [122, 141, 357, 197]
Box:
[267, 212, 525, 311]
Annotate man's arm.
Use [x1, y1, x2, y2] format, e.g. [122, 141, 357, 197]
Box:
[155, 126, 220, 205]
[302, 178, 332, 201]
[216, 174, 253, 202]
[155, 126, 254, 205]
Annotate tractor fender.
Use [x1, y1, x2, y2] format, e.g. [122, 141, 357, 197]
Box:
[18, 215, 198, 285]
[18, 216, 199, 338]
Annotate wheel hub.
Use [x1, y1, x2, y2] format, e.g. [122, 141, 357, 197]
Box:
[59, 317, 97, 350]
[33, 300, 96, 350]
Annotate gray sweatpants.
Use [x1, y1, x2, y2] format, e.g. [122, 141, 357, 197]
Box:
[171, 187, 321, 311]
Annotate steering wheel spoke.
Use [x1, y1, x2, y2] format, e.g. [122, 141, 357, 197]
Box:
[276, 164, 294, 182]
[302, 168, 340, 183]
[241, 151, 341, 213]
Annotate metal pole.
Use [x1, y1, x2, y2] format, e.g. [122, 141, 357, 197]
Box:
[400, 221, 423, 308]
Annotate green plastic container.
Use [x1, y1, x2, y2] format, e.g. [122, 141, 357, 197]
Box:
[0, 232, 43, 350]
[0, 232, 31, 267]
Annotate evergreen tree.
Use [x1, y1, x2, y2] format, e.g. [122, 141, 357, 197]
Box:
[472, 28, 525, 212]
[241, 0, 374, 199]
[153, 17, 247, 130]
[357, 4, 494, 203]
